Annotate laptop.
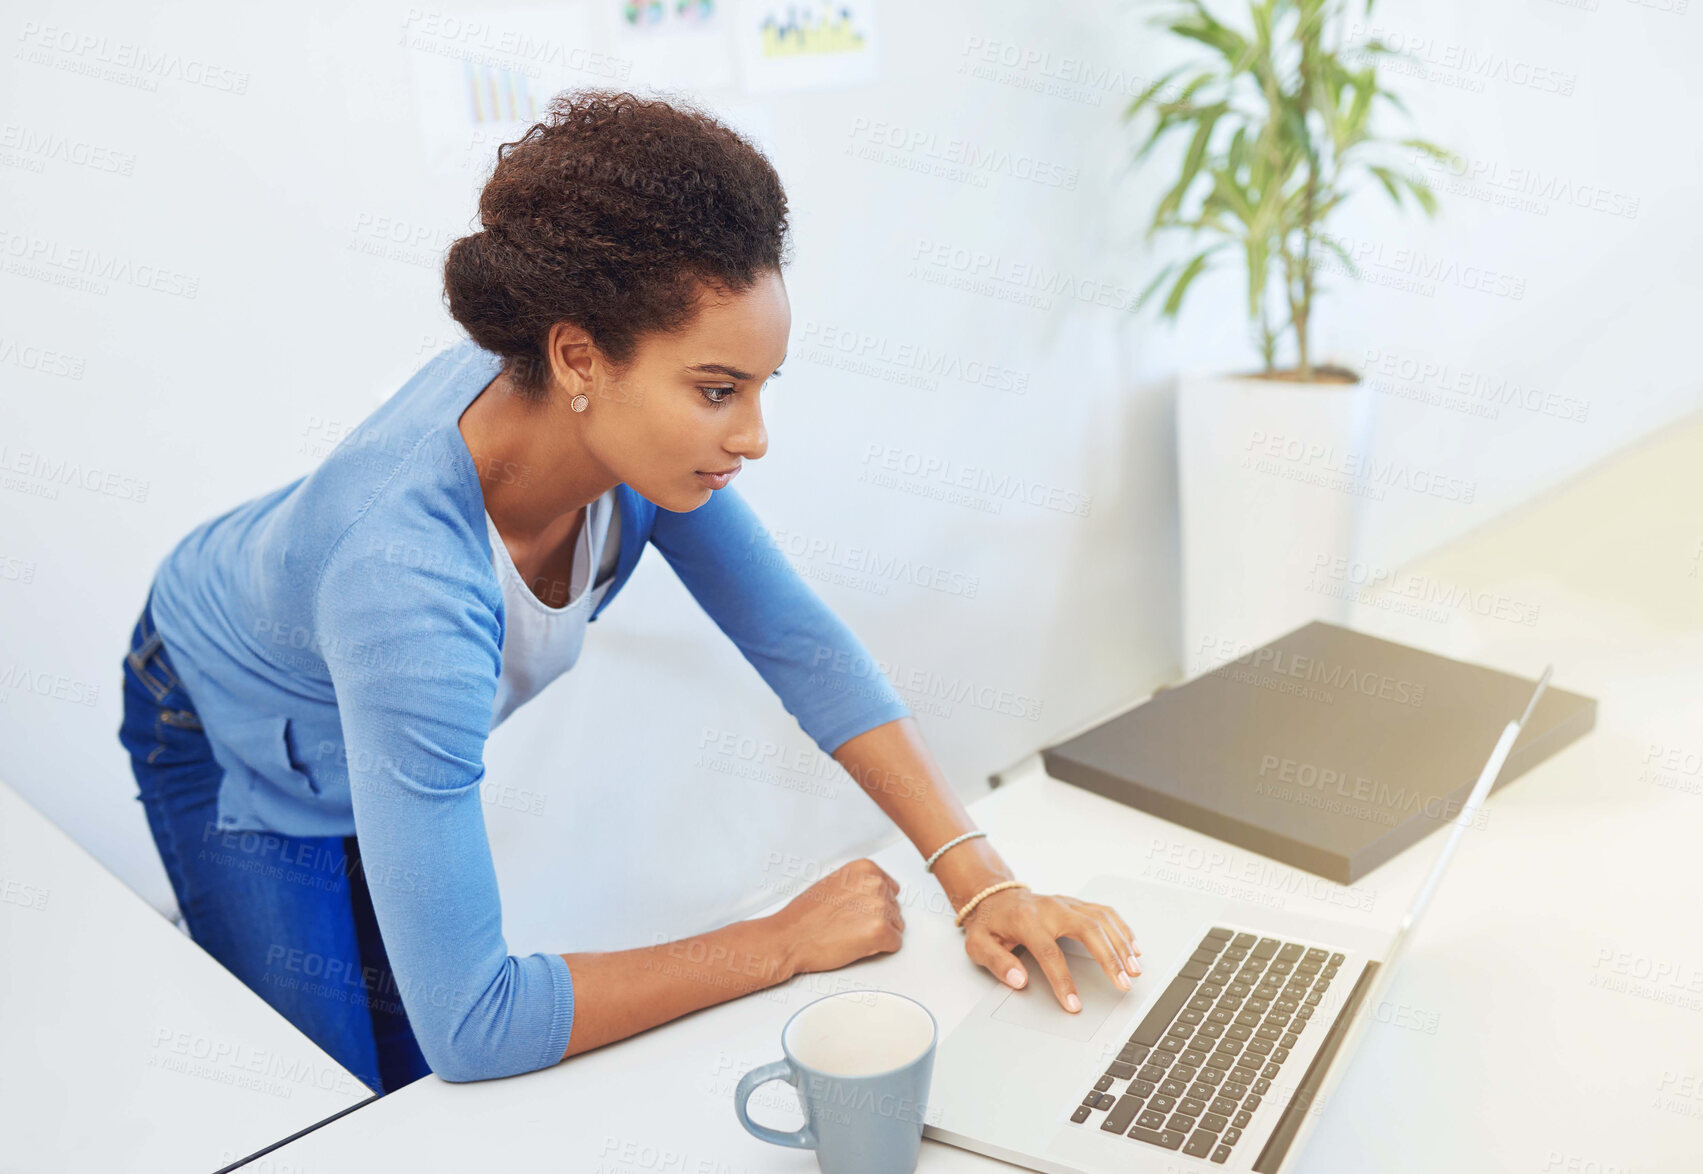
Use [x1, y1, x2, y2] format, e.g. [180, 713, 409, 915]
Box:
[923, 667, 1554, 1172]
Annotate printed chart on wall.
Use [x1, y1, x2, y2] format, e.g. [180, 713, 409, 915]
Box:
[613, 0, 735, 91]
[736, 0, 880, 94]
[403, 6, 619, 179]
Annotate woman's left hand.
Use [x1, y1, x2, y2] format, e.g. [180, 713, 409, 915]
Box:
[959, 886, 1142, 1013]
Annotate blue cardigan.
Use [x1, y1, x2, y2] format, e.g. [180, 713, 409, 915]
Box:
[146, 341, 912, 1082]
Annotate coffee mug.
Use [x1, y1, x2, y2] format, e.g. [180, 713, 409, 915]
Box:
[734, 989, 938, 1174]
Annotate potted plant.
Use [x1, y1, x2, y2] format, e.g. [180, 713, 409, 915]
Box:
[1123, 0, 1454, 673]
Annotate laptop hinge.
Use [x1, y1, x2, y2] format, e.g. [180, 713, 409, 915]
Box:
[1252, 959, 1381, 1172]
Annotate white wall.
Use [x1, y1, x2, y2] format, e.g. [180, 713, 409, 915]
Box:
[1314, 0, 1703, 567]
[1, 0, 1695, 951]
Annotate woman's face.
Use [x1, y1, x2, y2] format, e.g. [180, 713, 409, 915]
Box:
[570, 269, 790, 513]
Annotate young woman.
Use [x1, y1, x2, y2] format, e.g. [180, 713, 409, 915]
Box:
[116, 89, 1141, 1095]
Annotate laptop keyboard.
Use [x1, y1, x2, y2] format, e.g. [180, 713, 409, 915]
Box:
[1067, 927, 1344, 1164]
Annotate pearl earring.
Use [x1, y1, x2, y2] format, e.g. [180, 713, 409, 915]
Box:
[570, 393, 589, 413]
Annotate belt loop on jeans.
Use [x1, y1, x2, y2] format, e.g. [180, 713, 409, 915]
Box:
[128, 630, 164, 673]
[128, 626, 177, 702]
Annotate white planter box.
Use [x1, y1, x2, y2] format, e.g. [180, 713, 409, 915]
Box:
[1176, 370, 1377, 676]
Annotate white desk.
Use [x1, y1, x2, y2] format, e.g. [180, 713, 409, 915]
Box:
[0, 780, 371, 1174]
[257, 414, 1703, 1173]
[1288, 411, 1703, 1173]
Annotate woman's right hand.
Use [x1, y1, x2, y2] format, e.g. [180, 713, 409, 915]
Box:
[771, 858, 906, 978]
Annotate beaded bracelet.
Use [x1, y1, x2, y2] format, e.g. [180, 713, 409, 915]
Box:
[954, 880, 1029, 928]
[923, 828, 986, 873]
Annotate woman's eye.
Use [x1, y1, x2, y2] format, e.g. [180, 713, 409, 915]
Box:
[701, 385, 736, 406]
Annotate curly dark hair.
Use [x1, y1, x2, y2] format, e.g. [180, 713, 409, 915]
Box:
[443, 89, 793, 402]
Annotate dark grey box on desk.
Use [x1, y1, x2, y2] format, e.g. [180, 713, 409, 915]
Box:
[1041, 621, 1596, 884]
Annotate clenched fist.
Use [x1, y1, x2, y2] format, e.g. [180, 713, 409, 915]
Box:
[770, 858, 906, 978]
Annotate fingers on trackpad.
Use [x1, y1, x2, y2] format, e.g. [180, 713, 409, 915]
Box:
[989, 949, 1130, 1041]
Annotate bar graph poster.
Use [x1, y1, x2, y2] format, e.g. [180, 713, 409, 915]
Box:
[403, 6, 608, 176]
[735, 0, 880, 94]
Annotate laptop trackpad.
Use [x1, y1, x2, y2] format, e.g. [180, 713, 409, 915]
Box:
[989, 949, 1129, 1042]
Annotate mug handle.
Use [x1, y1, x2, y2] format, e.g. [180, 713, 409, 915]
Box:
[734, 1059, 815, 1149]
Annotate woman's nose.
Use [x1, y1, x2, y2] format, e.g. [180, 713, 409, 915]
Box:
[729, 400, 768, 460]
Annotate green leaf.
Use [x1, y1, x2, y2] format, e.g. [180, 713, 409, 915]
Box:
[1367, 164, 1405, 208]
[1171, 5, 1252, 71]
[1210, 167, 1258, 225]
[1318, 232, 1360, 278]
[1225, 124, 1249, 174]
[1400, 137, 1457, 166]
[1250, 0, 1273, 61]
[1162, 247, 1220, 318]
[1246, 236, 1269, 320]
[1155, 103, 1228, 223]
[1137, 263, 1177, 310]
[1403, 174, 1439, 215]
[1123, 65, 1187, 121]
[1344, 70, 1375, 142]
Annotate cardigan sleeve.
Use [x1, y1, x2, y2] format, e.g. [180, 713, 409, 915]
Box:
[313, 519, 575, 1083]
[647, 484, 912, 754]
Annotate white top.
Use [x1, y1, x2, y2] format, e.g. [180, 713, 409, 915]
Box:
[485, 490, 621, 728]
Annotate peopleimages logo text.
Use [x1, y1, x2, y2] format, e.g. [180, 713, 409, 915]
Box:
[860, 443, 1091, 516]
[1245, 431, 1476, 504]
[808, 645, 1043, 721]
[1201, 636, 1427, 707]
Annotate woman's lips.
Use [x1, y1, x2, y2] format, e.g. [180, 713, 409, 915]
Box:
[695, 466, 740, 489]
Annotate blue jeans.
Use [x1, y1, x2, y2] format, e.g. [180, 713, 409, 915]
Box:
[118, 585, 430, 1096]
